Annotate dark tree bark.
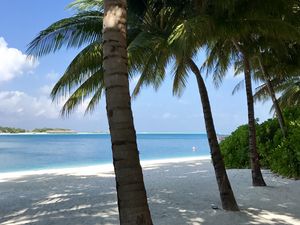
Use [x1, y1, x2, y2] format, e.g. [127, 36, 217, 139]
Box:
[257, 57, 286, 137]
[188, 59, 239, 211]
[232, 39, 266, 186]
[103, 0, 153, 224]
[243, 56, 267, 186]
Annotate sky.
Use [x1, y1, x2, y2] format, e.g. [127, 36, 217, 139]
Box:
[0, 0, 273, 134]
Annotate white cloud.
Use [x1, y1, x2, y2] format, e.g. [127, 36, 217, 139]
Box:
[0, 37, 37, 83]
[0, 90, 94, 122]
[0, 91, 59, 119]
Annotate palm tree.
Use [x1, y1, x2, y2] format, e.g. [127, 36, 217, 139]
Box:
[232, 56, 286, 137]
[256, 57, 286, 137]
[28, 0, 240, 211]
[254, 42, 300, 130]
[276, 76, 300, 108]
[27, 0, 153, 224]
[201, 21, 268, 187]
[232, 40, 266, 186]
[102, 0, 153, 223]
[42, 0, 300, 190]
[255, 76, 300, 111]
[203, 0, 300, 186]
[130, 4, 239, 211]
[205, 36, 269, 187]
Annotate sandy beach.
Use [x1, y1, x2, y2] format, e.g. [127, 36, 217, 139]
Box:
[0, 157, 299, 225]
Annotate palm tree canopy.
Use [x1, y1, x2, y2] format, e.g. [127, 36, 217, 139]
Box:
[27, 0, 300, 116]
[255, 75, 300, 110]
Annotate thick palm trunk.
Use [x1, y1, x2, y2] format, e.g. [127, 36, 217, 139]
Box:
[243, 56, 266, 186]
[103, 1, 153, 224]
[188, 59, 239, 211]
[257, 58, 286, 136]
[232, 39, 266, 186]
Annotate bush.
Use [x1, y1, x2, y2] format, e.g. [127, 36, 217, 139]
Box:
[220, 125, 250, 168]
[220, 107, 300, 179]
[257, 119, 283, 167]
[270, 123, 300, 178]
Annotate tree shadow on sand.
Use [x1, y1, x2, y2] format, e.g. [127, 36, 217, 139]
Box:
[0, 159, 299, 225]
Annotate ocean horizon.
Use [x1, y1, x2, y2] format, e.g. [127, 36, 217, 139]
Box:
[0, 133, 211, 173]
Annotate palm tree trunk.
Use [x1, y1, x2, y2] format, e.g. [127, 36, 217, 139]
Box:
[232, 39, 266, 186]
[243, 56, 267, 186]
[257, 58, 286, 136]
[103, 1, 153, 224]
[188, 59, 239, 211]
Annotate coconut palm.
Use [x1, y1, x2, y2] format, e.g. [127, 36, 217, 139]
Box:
[233, 40, 267, 186]
[275, 76, 300, 108]
[250, 39, 300, 137]
[28, 0, 240, 211]
[130, 3, 239, 211]
[255, 75, 300, 111]
[203, 0, 300, 186]
[102, 0, 153, 223]
[253, 42, 300, 130]
[27, 0, 153, 224]
[208, 36, 268, 186]
[256, 57, 287, 136]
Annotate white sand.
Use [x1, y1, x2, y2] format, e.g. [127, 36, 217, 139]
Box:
[0, 157, 299, 225]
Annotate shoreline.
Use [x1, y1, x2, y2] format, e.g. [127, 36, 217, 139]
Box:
[0, 132, 227, 135]
[0, 155, 211, 181]
[1, 155, 299, 225]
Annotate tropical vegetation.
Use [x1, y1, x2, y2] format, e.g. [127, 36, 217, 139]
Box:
[220, 107, 300, 179]
[31, 128, 74, 133]
[25, 0, 300, 223]
[0, 126, 26, 133]
[27, 0, 240, 212]
[0, 127, 74, 133]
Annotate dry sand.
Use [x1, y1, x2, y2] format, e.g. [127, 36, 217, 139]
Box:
[0, 157, 299, 225]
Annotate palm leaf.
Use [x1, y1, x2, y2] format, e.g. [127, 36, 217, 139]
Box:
[27, 11, 103, 57]
[60, 69, 104, 116]
[51, 41, 103, 100]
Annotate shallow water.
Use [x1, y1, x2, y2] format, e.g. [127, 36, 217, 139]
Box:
[0, 133, 210, 172]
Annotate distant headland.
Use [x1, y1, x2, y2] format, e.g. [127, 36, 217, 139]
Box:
[0, 126, 77, 134]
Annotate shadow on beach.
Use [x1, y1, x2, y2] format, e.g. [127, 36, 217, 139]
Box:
[0, 159, 299, 225]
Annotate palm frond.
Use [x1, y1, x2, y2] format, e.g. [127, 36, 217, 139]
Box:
[51, 42, 102, 100]
[27, 11, 103, 57]
[277, 77, 300, 108]
[67, 0, 103, 11]
[253, 83, 270, 102]
[129, 31, 170, 97]
[232, 79, 245, 95]
[60, 69, 104, 116]
[172, 58, 189, 96]
[85, 86, 103, 114]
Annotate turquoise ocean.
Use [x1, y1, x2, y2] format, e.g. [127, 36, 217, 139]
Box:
[0, 133, 210, 173]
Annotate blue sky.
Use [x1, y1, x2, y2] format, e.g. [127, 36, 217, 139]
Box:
[0, 0, 273, 134]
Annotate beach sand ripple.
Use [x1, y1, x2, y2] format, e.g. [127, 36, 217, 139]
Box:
[0, 157, 299, 225]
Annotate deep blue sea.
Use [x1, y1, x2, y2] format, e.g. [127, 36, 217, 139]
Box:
[0, 133, 210, 172]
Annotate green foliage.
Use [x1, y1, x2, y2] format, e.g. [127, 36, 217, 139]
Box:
[255, 76, 300, 113]
[257, 119, 282, 167]
[221, 107, 300, 178]
[31, 128, 72, 133]
[220, 125, 250, 168]
[0, 126, 26, 133]
[271, 124, 300, 178]
[283, 106, 300, 121]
